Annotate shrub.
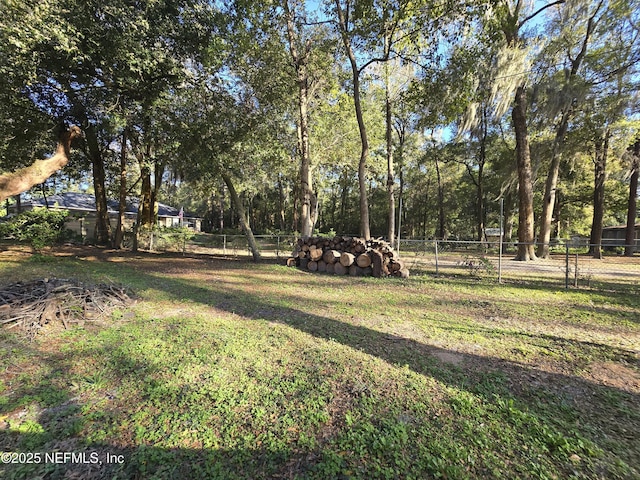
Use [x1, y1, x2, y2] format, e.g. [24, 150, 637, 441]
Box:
[134, 225, 195, 252]
[0, 207, 71, 251]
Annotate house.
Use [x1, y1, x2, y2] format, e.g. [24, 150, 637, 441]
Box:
[7, 192, 201, 241]
[602, 223, 640, 252]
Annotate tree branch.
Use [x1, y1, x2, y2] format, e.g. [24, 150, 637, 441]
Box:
[519, 0, 565, 29]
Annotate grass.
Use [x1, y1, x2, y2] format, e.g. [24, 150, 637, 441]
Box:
[0, 245, 638, 479]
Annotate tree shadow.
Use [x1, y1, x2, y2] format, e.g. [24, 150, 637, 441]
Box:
[1, 251, 639, 478]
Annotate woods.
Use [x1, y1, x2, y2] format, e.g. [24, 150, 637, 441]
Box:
[0, 0, 638, 258]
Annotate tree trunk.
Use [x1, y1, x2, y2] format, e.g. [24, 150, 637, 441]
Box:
[335, 0, 370, 240]
[475, 105, 488, 242]
[139, 165, 153, 228]
[278, 174, 286, 232]
[285, 1, 316, 239]
[152, 158, 164, 226]
[84, 124, 111, 245]
[537, 117, 569, 258]
[219, 182, 226, 232]
[589, 130, 610, 259]
[504, 190, 515, 243]
[537, 12, 595, 258]
[113, 129, 128, 249]
[435, 153, 445, 239]
[339, 167, 349, 233]
[0, 126, 82, 203]
[625, 140, 639, 256]
[221, 170, 261, 262]
[384, 34, 395, 248]
[512, 85, 537, 261]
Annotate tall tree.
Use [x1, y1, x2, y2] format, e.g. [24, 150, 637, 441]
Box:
[283, 0, 319, 238]
[333, 0, 375, 239]
[537, 0, 602, 258]
[625, 139, 639, 256]
[589, 129, 610, 258]
[491, 0, 569, 260]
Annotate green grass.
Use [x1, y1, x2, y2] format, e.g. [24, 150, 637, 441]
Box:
[0, 246, 638, 479]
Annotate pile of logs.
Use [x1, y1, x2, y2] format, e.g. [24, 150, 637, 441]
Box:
[288, 236, 409, 278]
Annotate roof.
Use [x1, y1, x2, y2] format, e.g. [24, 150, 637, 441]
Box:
[22, 192, 189, 218]
[602, 223, 640, 231]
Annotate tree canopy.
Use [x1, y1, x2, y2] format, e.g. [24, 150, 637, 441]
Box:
[0, 0, 638, 257]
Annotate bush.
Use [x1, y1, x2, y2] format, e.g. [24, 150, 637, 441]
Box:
[134, 225, 195, 252]
[0, 207, 71, 251]
[156, 226, 195, 251]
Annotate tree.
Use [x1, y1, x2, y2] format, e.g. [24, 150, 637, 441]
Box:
[491, 0, 569, 261]
[1, 0, 214, 243]
[589, 128, 610, 258]
[625, 139, 639, 256]
[537, 0, 603, 258]
[282, 0, 333, 238]
[577, 0, 640, 257]
[0, 126, 83, 203]
[332, 0, 376, 239]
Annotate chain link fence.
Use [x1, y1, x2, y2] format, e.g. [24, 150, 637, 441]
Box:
[131, 233, 639, 290]
[396, 239, 640, 289]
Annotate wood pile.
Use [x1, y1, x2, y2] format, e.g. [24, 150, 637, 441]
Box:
[0, 278, 135, 338]
[288, 236, 409, 278]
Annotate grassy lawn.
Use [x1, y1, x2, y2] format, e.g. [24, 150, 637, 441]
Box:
[0, 245, 638, 479]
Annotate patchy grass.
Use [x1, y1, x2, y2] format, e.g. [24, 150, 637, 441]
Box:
[0, 245, 638, 479]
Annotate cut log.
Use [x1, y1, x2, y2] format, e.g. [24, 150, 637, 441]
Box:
[309, 247, 323, 261]
[317, 260, 327, 272]
[356, 253, 372, 268]
[340, 252, 356, 267]
[286, 257, 297, 267]
[308, 261, 318, 272]
[389, 259, 404, 272]
[323, 249, 341, 264]
[334, 263, 348, 275]
[298, 251, 307, 259]
[325, 262, 335, 274]
[299, 258, 309, 270]
[371, 250, 388, 278]
[349, 265, 365, 276]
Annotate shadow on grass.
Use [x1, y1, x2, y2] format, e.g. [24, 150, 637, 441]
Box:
[1, 250, 639, 479]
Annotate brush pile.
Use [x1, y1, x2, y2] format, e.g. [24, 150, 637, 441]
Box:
[288, 236, 409, 278]
[0, 278, 134, 338]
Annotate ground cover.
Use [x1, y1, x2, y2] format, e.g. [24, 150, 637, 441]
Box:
[0, 245, 638, 479]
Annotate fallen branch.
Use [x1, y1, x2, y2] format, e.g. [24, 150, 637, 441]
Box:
[0, 278, 135, 339]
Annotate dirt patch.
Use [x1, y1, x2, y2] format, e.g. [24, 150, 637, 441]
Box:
[432, 350, 465, 366]
[586, 360, 640, 394]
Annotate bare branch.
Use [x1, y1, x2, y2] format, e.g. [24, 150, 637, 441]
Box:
[519, 0, 566, 29]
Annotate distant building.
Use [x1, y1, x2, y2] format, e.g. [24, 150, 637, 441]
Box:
[6, 192, 201, 241]
[602, 223, 640, 252]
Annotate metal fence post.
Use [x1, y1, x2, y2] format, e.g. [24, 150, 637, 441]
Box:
[499, 199, 503, 283]
[565, 242, 569, 289]
[223, 234, 227, 256]
[435, 239, 439, 276]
